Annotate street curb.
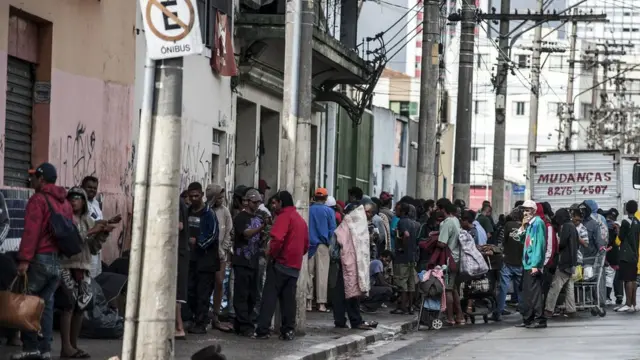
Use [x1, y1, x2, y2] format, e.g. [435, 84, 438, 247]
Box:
[272, 319, 418, 360]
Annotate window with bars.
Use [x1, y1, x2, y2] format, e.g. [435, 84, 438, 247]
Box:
[513, 101, 527, 116]
[510, 148, 526, 165]
[471, 147, 484, 162]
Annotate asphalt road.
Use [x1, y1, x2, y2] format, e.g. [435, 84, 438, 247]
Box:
[339, 311, 640, 360]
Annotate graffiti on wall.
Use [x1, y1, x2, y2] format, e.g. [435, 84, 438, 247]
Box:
[51, 123, 97, 186]
[50, 121, 134, 262]
[180, 142, 212, 190]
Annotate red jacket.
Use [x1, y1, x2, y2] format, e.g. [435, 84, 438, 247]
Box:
[269, 206, 309, 270]
[18, 184, 73, 262]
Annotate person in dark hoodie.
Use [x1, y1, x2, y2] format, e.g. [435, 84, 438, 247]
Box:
[603, 208, 623, 306]
[581, 200, 607, 310]
[186, 182, 220, 335]
[12, 163, 73, 360]
[544, 208, 578, 318]
[496, 208, 524, 317]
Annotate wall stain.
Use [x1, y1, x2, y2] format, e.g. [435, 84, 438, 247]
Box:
[224, 133, 235, 201]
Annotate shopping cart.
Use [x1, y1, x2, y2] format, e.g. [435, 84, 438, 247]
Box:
[558, 251, 607, 317]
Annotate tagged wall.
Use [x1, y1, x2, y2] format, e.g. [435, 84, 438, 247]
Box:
[48, 75, 135, 263]
[134, 7, 236, 202]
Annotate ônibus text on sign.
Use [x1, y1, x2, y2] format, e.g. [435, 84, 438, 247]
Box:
[139, 0, 204, 60]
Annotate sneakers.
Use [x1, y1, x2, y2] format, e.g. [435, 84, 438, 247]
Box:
[615, 305, 631, 312]
[10, 351, 42, 360]
[279, 330, 295, 341]
[254, 332, 270, 340]
[525, 322, 547, 329]
[40, 352, 52, 360]
[628, 306, 637, 313]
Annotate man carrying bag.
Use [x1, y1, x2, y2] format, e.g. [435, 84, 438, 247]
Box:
[10, 163, 74, 360]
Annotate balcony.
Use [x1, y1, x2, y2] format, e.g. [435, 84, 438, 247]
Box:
[235, 0, 373, 94]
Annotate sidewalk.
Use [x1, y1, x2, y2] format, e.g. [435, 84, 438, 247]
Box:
[3, 311, 418, 360]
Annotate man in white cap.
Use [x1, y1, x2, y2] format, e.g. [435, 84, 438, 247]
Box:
[515, 200, 548, 329]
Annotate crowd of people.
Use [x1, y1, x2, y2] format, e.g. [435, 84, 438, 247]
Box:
[2, 161, 640, 360]
[0, 163, 122, 360]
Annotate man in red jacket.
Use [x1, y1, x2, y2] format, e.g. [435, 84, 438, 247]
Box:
[254, 190, 309, 341]
[13, 163, 73, 360]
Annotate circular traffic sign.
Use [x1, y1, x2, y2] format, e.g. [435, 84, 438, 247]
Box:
[146, 0, 196, 42]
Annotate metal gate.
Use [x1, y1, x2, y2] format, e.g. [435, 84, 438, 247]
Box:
[4, 56, 34, 187]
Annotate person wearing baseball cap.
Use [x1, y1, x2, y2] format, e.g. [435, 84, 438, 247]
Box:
[232, 188, 267, 336]
[306, 188, 336, 313]
[15, 162, 73, 359]
[515, 199, 548, 329]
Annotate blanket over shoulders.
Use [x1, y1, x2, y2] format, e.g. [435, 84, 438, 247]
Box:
[336, 206, 370, 298]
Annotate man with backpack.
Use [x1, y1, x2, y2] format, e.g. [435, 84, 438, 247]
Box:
[14, 163, 73, 360]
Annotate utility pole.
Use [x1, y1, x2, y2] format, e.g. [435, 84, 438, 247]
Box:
[123, 58, 183, 359]
[590, 53, 599, 128]
[490, 0, 510, 217]
[281, 0, 314, 334]
[448, 3, 605, 204]
[122, 56, 156, 360]
[452, 0, 476, 203]
[416, 0, 441, 200]
[561, 12, 578, 151]
[524, 0, 543, 198]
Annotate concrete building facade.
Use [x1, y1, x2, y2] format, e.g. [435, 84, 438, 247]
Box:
[0, 1, 136, 261]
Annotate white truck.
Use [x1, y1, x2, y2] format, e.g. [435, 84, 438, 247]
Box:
[528, 150, 639, 212]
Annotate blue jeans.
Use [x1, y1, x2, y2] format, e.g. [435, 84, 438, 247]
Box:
[21, 253, 60, 353]
[498, 264, 523, 314]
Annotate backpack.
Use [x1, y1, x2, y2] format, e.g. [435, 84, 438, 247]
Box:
[419, 275, 444, 298]
[592, 214, 609, 248]
[43, 195, 83, 257]
[619, 218, 640, 264]
[457, 229, 489, 280]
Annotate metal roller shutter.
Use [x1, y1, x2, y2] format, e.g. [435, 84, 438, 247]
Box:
[4, 56, 34, 187]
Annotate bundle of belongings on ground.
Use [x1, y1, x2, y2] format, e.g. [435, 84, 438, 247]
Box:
[54, 271, 127, 339]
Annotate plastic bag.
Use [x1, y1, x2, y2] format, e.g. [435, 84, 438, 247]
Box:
[572, 265, 583, 281]
[80, 281, 124, 339]
[583, 265, 595, 281]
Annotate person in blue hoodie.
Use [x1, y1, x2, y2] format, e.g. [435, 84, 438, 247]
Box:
[186, 182, 220, 334]
[307, 188, 337, 312]
[516, 200, 547, 329]
[582, 200, 608, 310]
